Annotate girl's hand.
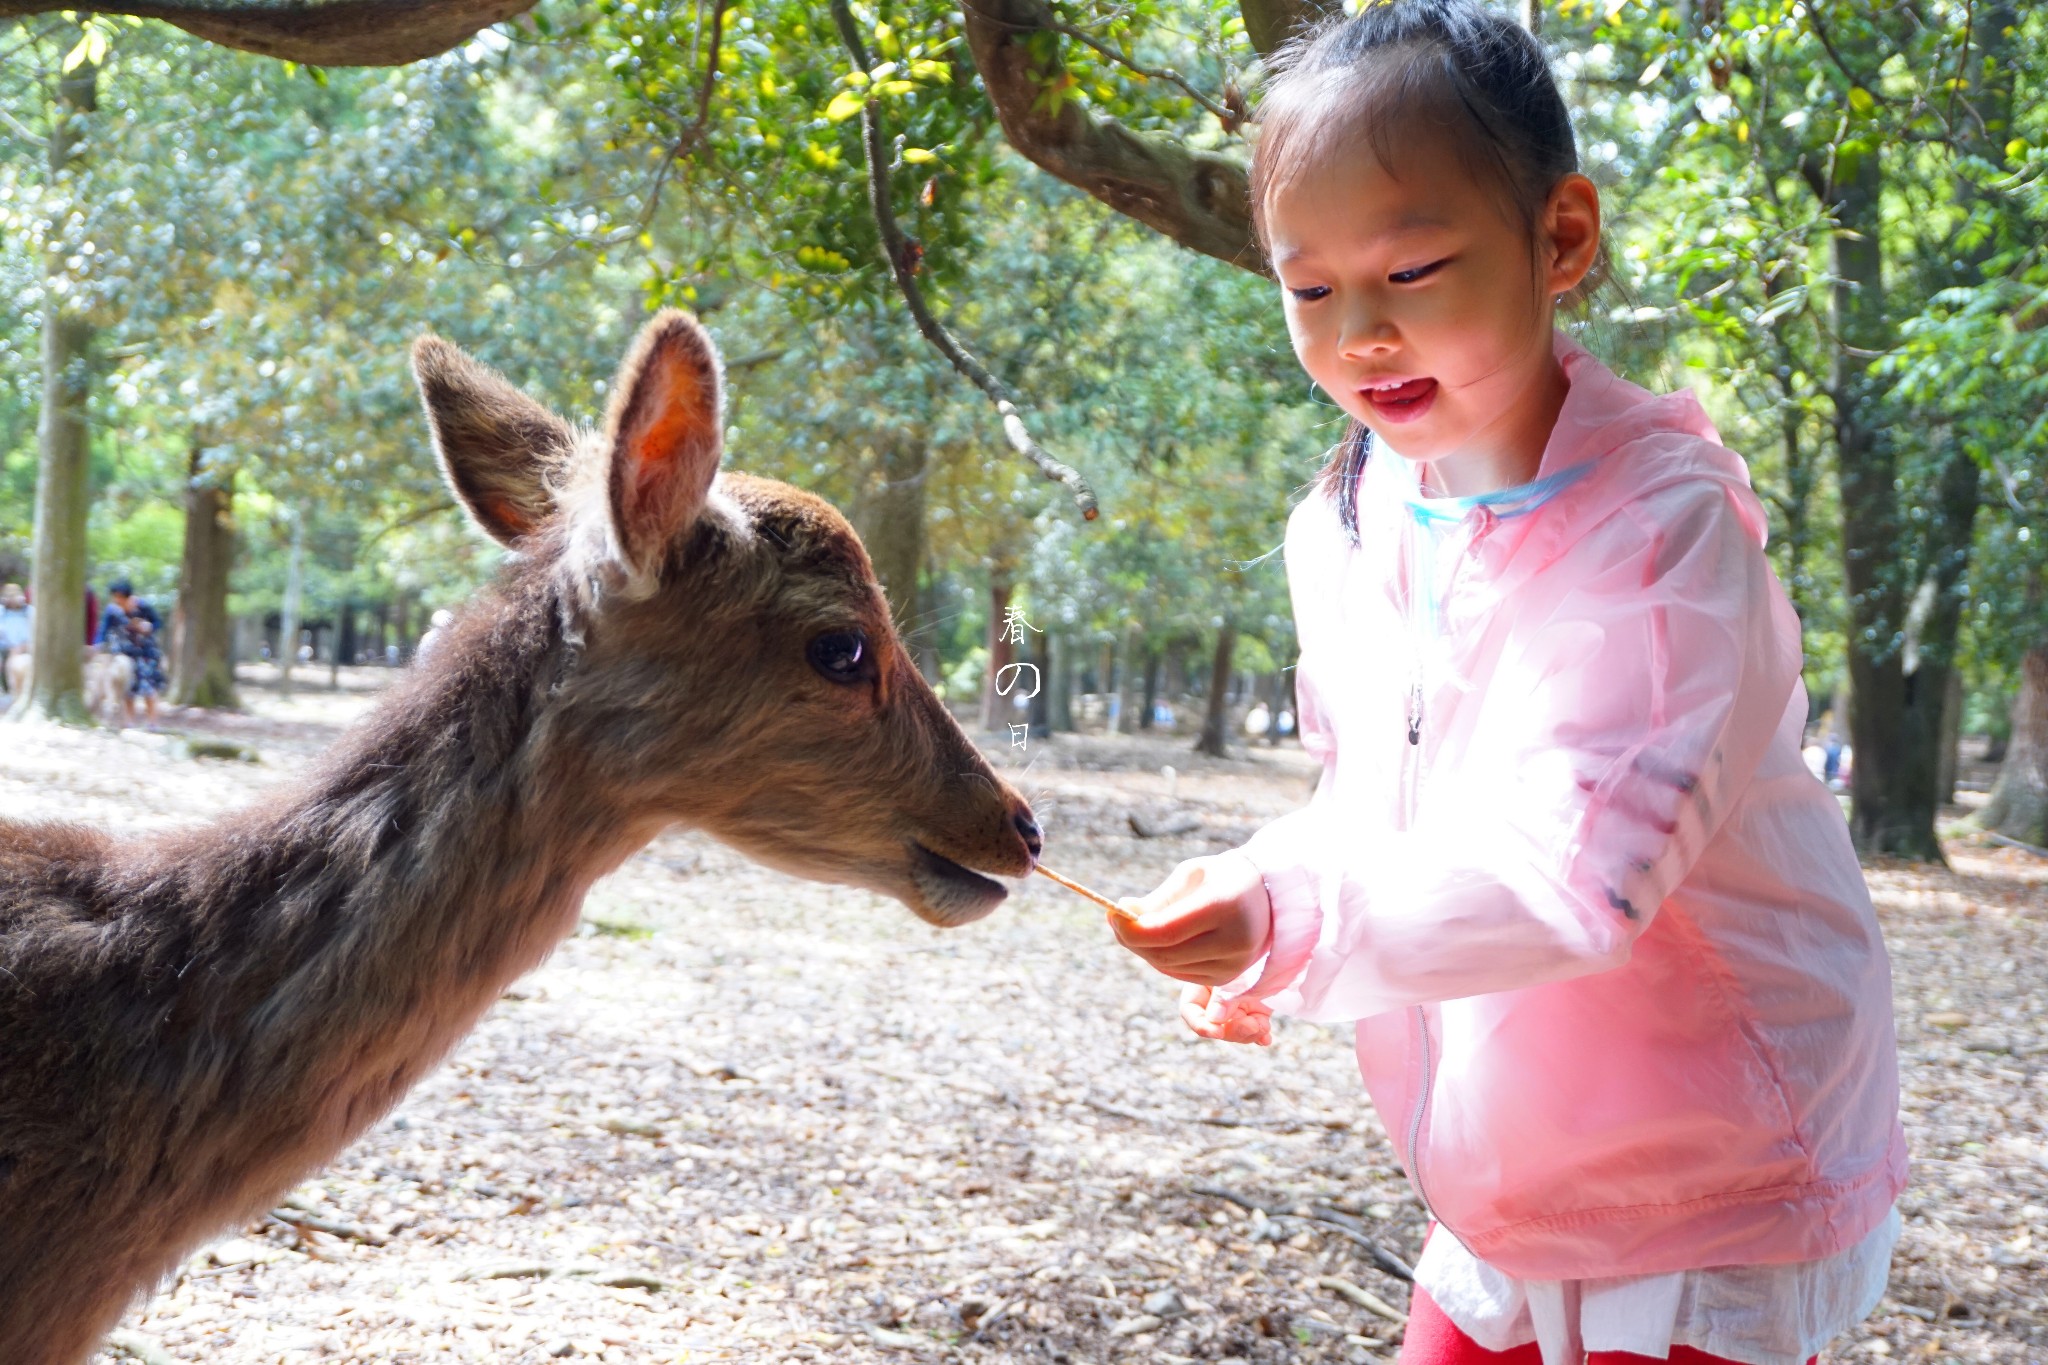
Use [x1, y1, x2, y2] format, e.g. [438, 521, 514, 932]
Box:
[1109, 851, 1273, 987]
[1179, 984, 1274, 1046]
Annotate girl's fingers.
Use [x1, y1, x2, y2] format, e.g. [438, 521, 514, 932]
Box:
[1106, 917, 1232, 972]
[1133, 937, 1239, 974]
[1181, 1003, 1232, 1039]
[1178, 986, 1228, 1039]
[1177, 988, 1271, 1044]
[1121, 859, 1208, 920]
[1106, 904, 1206, 950]
[1223, 1009, 1273, 1047]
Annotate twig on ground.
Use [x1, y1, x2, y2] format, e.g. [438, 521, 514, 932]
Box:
[1084, 1097, 1348, 1133]
[269, 1207, 387, 1245]
[828, 0, 1099, 521]
[1193, 1186, 1414, 1283]
[1315, 1273, 1407, 1323]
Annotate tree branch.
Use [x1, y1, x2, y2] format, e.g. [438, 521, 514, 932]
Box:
[1798, 1, 1894, 103]
[0, 0, 535, 65]
[960, 0, 1262, 274]
[829, 0, 1099, 521]
[1238, 0, 1340, 57]
[670, 0, 731, 157]
[1046, 19, 1235, 126]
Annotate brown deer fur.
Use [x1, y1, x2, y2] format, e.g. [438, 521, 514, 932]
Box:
[0, 312, 1040, 1364]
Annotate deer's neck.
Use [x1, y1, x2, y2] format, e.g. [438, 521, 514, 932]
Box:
[129, 569, 646, 1153]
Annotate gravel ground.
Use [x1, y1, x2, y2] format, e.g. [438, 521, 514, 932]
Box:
[2, 667, 2040, 1364]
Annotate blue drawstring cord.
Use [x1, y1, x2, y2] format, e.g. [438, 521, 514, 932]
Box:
[1402, 461, 1593, 526]
[1401, 461, 1592, 640]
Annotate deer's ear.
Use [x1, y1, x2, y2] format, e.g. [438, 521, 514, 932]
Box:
[602, 310, 724, 576]
[412, 336, 574, 547]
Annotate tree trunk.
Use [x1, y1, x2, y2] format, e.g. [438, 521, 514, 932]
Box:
[170, 442, 237, 710]
[1113, 626, 1141, 735]
[15, 50, 97, 726]
[1139, 648, 1161, 730]
[278, 510, 304, 699]
[1828, 129, 1953, 858]
[1097, 638, 1114, 731]
[1833, 0, 2012, 858]
[337, 599, 358, 667]
[1048, 630, 1074, 732]
[1982, 643, 2048, 844]
[391, 594, 411, 661]
[1028, 621, 1051, 739]
[1194, 622, 1237, 758]
[1937, 666, 1963, 808]
[852, 434, 928, 655]
[978, 573, 1013, 732]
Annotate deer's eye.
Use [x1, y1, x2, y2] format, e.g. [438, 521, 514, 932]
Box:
[806, 630, 869, 684]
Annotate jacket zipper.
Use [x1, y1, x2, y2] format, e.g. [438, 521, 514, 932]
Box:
[1401, 504, 1491, 1235]
[1399, 513, 1438, 1227]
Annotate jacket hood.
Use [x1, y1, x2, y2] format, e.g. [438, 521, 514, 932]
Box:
[1535, 329, 1768, 548]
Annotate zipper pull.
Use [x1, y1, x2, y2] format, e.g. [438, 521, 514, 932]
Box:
[1406, 677, 1422, 745]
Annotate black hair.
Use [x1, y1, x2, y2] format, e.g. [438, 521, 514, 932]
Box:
[1249, 0, 1603, 543]
[108, 578, 134, 597]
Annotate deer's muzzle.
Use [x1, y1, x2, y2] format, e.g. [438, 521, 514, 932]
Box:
[906, 841, 1011, 927]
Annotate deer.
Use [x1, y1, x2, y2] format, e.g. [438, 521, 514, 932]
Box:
[0, 311, 1043, 1365]
[6, 649, 136, 725]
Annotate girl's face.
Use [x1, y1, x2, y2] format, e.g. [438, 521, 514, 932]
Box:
[1266, 131, 1601, 494]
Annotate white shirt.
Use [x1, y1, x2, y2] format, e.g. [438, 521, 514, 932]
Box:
[1415, 1205, 1901, 1365]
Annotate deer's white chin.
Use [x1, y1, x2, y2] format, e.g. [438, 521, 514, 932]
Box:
[906, 843, 1009, 927]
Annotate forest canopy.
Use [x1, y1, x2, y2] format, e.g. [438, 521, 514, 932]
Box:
[2, 0, 2045, 860]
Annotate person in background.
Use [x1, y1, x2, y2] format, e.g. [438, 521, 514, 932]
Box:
[100, 578, 166, 729]
[0, 584, 30, 695]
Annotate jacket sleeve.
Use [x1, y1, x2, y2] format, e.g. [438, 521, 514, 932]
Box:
[1231, 481, 1802, 1023]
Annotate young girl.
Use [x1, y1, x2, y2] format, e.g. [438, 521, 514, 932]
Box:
[1110, 4, 1907, 1362]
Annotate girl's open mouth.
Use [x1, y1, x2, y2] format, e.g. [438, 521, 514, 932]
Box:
[1362, 376, 1438, 424]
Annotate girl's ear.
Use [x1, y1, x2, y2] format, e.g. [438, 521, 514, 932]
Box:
[1543, 173, 1603, 301]
[602, 309, 725, 578]
[412, 336, 575, 547]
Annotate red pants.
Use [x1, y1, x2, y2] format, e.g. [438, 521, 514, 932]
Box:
[1400, 1281, 1817, 1365]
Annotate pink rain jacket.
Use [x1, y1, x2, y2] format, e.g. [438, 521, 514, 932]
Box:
[1232, 331, 1908, 1280]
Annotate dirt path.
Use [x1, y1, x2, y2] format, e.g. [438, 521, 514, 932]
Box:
[3, 670, 2039, 1364]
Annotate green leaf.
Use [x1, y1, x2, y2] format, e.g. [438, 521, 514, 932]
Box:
[824, 90, 866, 122]
[900, 147, 938, 165]
[1847, 86, 1875, 117]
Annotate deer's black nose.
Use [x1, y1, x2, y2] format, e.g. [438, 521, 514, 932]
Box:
[1012, 809, 1043, 861]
